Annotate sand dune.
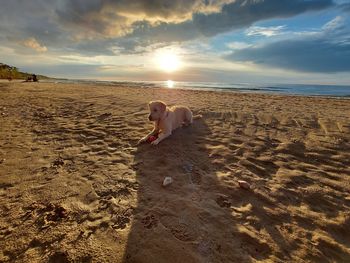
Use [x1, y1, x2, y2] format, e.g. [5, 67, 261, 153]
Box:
[0, 82, 349, 262]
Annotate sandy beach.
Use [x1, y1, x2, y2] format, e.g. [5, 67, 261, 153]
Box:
[0, 81, 349, 262]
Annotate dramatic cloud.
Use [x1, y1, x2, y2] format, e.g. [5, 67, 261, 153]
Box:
[192, 0, 332, 36]
[0, 0, 335, 55]
[226, 16, 350, 73]
[127, 0, 334, 44]
[54, 0, 233, 38]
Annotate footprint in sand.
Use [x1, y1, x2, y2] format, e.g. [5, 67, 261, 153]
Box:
[216, 194, 231, 208]
[141, 213, 158, 229]
[160, 215, 198, 242]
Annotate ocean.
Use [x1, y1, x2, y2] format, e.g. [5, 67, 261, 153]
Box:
[48, 79, 350, 98]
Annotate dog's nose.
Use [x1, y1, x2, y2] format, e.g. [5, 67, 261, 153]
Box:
[148, 114, 152, 121]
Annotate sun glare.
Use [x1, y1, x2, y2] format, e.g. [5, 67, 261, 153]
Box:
[156, 51, 181, 72]
[166, 80, 174, 88]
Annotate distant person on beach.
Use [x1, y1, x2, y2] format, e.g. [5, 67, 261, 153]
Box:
[24, 75, 38, 82]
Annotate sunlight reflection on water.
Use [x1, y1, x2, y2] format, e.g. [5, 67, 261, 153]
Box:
[166, 80, 174, 88]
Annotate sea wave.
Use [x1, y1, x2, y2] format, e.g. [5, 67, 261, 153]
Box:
[44, 79, 350, 97]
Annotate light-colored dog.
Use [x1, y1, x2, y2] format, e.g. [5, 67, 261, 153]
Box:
[138, 101, 193, 145]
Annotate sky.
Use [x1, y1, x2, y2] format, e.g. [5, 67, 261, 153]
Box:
[0, 0, 350, 85]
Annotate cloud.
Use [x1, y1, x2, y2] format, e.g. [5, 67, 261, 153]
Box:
[54, 0, 233, 38]
[226, 41, 252, 50]
[1, 0, 335, 54]
[322, 15, 345, 31]
[226, 16, 350, 73]
[0, 0, 336, 58]
[246, 26, 286, 37]
[22, 37, 47, 52]
[118, 0, 334, 52]
[186, 0, 333, 37]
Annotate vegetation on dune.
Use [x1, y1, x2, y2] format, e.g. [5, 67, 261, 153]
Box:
[0, 62, 49, 80]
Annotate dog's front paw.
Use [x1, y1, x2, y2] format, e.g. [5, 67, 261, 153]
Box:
[151, 139, 160, 145]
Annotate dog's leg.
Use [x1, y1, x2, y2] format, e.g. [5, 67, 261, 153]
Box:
[184, 109, 193, 125]
[151, 130, 171, 145]
[138, 124, 159, 144]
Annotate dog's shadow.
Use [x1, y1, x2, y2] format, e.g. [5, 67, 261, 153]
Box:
[123, 118, 261, 262]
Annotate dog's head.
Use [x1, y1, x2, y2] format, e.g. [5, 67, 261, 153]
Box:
[148, 101, 166, 121]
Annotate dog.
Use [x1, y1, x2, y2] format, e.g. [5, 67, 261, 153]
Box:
[138, 100, 194, 145]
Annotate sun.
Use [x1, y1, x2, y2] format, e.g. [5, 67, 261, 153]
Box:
[166, 80, 174, 88]
[155, 51, 181, 72]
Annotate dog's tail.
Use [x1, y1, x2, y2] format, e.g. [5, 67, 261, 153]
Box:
[193, 114, 203, 120]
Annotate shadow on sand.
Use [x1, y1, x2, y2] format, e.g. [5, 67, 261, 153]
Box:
[122, 118, 268, 263]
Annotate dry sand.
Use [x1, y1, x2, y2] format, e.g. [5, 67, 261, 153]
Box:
[0, 81, 349, 262]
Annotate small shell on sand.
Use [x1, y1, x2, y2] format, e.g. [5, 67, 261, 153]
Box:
[163, 177, 173, 187]
[238, 180, 250, 190]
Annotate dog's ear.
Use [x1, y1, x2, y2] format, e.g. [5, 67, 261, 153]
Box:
[159, 101, 166, 113]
